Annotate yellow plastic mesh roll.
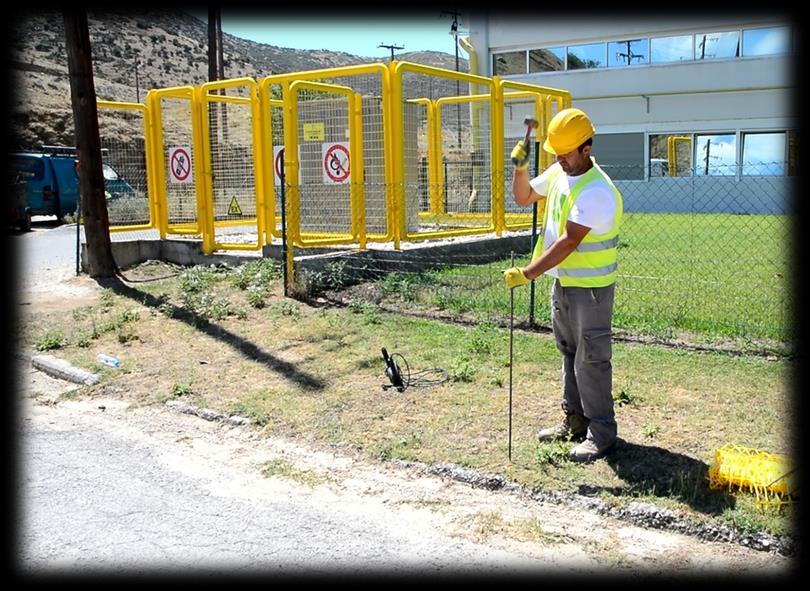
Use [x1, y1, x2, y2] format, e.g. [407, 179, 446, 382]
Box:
[708, 443, 798, 509]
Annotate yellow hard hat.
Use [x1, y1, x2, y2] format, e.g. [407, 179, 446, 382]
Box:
[543, 108, 596, 155]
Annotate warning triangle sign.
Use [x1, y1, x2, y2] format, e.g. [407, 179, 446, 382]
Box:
[228, 196, 242, 216]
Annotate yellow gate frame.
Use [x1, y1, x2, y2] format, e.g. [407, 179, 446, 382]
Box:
[96, 99, 160, 233]
[148, 86, 207, 240]
[286, 80, 366, 249]
[197, 77, 265, 253]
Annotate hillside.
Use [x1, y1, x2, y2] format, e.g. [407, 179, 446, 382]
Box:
[9, 9, 469, 149]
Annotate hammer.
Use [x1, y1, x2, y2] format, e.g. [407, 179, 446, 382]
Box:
[512, 116, 539, 166]
[522, 116, 539, 145]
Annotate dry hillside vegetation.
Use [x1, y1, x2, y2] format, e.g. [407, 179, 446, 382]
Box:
[10, 10, 467, 149]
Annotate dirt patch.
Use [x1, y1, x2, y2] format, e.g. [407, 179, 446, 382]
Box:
[18, 265, 100, 313]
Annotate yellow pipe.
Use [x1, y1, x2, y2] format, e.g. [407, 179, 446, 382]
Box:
[434, 104, 444, 215]
[490, 75, 504, 234]
[259, 93, 284, 242]
[389, 60, 404, 248]
[143, 91, 161, 235]
[249, 81, 266, 249]
[408, 98, 437, 216]
[281, 80, 301, 248]
[352, 91, 367, 249]
[193, 85, 215, 253]
[96, 100, 144, 110]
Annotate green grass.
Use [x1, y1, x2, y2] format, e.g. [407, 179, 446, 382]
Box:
[374, 213, 793, 348]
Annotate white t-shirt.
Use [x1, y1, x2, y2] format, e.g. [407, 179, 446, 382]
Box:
[528, 165, 618, 277]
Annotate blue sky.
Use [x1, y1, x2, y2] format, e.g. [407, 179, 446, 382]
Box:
[188, 10, 464, 59]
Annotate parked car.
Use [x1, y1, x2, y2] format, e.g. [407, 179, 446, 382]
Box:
[102, 162, 138, 201]
[10, 146, 136, 220]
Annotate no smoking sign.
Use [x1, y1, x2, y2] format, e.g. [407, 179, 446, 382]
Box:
[322, 142, 350, 185]
[168, 147, 193, 184]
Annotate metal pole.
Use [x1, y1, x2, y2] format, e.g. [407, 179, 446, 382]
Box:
[508, 250, 515, 462]
[704, 139, 711, 176]
[76, 188, 81, 276]
[279, 150, 288, 297]
[528, 140, 540, 324]
[444, 159, 448, 209]
[455, 34, 461, 149]
[134, 62, 140, 103]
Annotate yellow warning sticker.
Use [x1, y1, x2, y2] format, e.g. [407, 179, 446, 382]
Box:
[303, 122, 325, 141]
[228, 196, 242, 216]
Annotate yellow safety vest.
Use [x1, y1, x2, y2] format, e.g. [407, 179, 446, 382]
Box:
[533, 158, 623, 287]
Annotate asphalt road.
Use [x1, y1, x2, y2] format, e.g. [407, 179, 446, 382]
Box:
[14, 393, 547, 578]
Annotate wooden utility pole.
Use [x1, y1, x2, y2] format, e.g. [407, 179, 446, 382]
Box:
[63, 10, 116, 278]
[216, 8, 228, 139]
[207, 8, 228, 140]
[208, 8, 219, 139]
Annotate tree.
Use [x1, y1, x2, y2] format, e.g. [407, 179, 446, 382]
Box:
[63, 10, 116, 277]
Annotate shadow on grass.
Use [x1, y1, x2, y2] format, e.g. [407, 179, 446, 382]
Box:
[99, 277, 326, 391]
[580, 439, 736, 515]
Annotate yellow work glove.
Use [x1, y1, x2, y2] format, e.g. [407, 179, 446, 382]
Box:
[510, 140, 530, 170]
[503, 266, 530, 289]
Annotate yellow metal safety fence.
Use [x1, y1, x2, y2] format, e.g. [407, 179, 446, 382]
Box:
[96, 61, 570, 255]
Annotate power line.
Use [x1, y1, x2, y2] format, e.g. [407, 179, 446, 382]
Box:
[378, 43, 404, 62]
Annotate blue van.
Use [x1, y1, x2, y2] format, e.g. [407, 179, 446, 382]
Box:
[10, 146, 136, 220]
[11, 151, 81, 218]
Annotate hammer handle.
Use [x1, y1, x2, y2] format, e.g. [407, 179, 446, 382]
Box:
[523, 124, 533, 146]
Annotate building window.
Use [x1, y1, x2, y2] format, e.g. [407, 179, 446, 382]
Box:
[493, 51, 526, 75]
[567, 42, 605, 69]
[608, 39, 648, 67]
[649, 134, 693, 176]
[742, 132, 786, 176]
[696, 31, 740, 60]
[695, 133, 737, 176]
[592, 132, 644, 180]
[529, 47, 564, 72]
[650, 35, 694, 63]
[742, 26, 791, 56]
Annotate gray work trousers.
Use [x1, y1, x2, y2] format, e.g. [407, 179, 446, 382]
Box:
[550, 279, 617, 448]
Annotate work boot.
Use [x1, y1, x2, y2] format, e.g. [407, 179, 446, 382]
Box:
[537, 413, 589, 443]
[569, 437, 617, 463]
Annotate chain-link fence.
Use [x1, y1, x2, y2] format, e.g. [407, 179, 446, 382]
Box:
[292, 162, 794, 354]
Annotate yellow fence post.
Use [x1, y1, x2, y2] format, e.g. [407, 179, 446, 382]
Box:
[352, 91, 367, 249]
[490, 75, 504, 235]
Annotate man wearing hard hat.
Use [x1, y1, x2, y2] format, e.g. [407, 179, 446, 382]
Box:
[504, 108, 623, 463]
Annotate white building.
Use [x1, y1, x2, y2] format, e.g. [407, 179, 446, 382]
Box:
[463, 14, 797, 213]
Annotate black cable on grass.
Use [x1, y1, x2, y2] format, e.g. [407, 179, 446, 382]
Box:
[381, 348, 448, 393]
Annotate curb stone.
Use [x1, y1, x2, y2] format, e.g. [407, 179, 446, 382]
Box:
[23, 352, 100, 386]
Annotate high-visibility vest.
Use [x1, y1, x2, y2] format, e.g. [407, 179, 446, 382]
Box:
[533, 158, 623, 287]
